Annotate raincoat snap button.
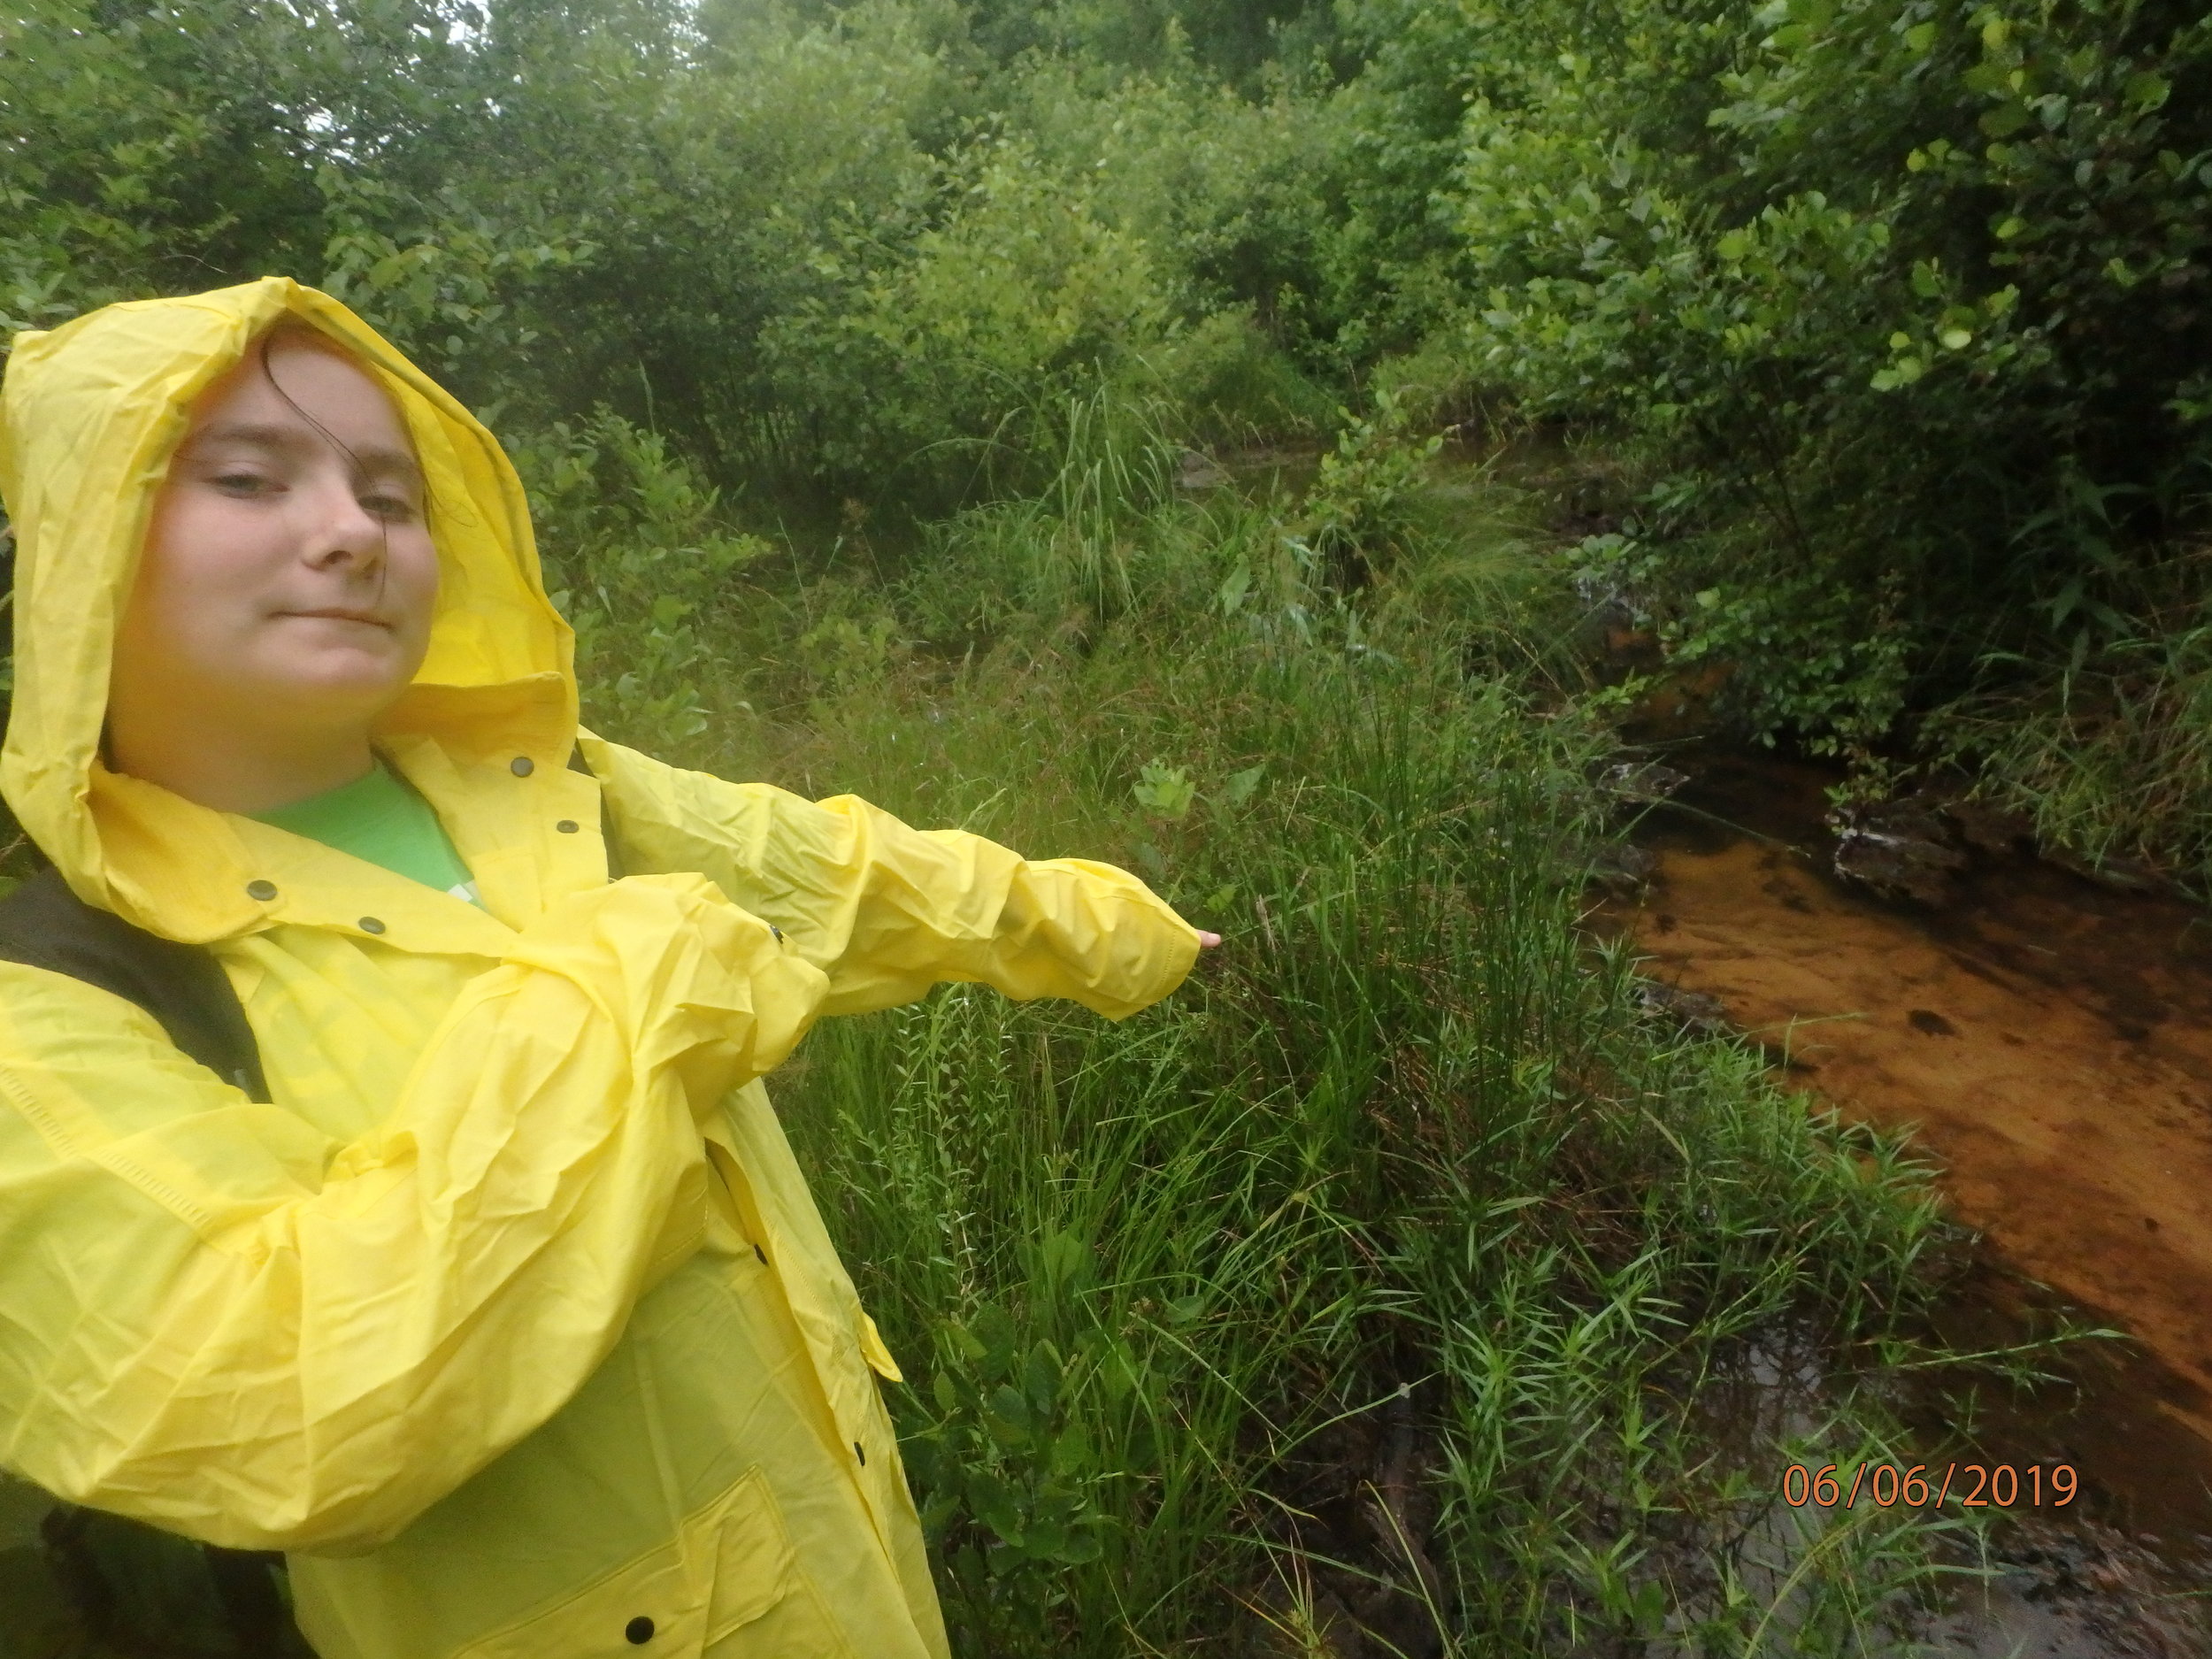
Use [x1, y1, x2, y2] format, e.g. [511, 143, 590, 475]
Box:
[510, 756, 534, 777]
[624, 1616, 654, 1644]
[245, 879, 278, 902]
[358, 917, 386, 935]
[854, 1440, 866, 1465]
[556, 818, 580, 833]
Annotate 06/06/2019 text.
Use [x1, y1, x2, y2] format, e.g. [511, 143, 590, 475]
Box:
[1781, 1463, 2078, 1511]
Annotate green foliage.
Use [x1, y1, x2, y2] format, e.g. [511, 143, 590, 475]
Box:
[754, 545, 1971, 1651]
[1130, 758, 1197, 818]
[576, 451, 1995, 1653]
[319, 182, 596, 394]
[0, 0, 570, 366]
[0, 0, 2182, 1646]
[1295, 390, 1444, 588]
[1310, 0, 2212, 863]
[964, 0, 1333, 84]
[1924, 550, 2212, 888]
[902, 1294, 1109, 1641]
[0, 0, 1328, 505]
[517, 410, 769, 743]
[772, 132, 1179, 500]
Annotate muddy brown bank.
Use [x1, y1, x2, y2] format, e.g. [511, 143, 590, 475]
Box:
[1604, 751, 2212, 1440]
[1593, 748, 2212, 1648]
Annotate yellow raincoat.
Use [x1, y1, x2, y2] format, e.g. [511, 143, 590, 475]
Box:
[0, 279, 1200, 1657]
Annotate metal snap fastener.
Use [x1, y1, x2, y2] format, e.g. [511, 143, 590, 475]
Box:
[854, 1440, 866, 1466]
[245, 879, 278, 902]
[510, 756, 534, 777]
[358, 917, 387, 935]
[556, 818, 580, 833]
[624, 1615, 655, 1645]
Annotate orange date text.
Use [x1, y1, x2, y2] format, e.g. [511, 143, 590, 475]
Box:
[1779, 1462, 2077, 1510]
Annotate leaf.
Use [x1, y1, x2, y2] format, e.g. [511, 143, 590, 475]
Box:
[1097, 1340, 1140, 1407]
[1048, 1419, 1094, 1479]
[1164, 1293, 1207, 1325]
[1037, 1231, 1094, 1296]
[1133, 760, 1196, 820]
[1022, 1343, 1060, 1417]
[2122, 72, 2170, 112]
[1019, 1511, 1068, 1561]
[1216, 561, 1251, 616]
[1054, 1525, 1103, 1565]
[1222, 764, 1266, 807]
[972, 1303, 1019, 1378]
[968, 1471, 1025, 1544]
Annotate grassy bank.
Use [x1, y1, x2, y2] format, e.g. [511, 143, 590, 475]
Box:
[557, 419, 1978, 1655]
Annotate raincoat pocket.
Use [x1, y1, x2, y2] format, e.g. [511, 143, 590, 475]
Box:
[698, 1472, 797, 1644]
[454, 1470, 795, 1659]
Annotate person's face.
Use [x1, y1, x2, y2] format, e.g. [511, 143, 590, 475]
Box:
[111, 334, 440, 741]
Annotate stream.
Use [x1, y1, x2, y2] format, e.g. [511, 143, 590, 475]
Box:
[1596, 743, 2212, 1655]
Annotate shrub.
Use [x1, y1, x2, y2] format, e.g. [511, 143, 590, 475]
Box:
[1308, 0, 2212, 809]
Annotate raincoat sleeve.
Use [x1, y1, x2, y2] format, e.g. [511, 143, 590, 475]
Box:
[0, 872, 827, 1555]
[578, 733, 1203, 1021]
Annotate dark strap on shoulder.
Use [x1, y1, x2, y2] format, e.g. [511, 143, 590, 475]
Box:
[0, 869, 272, 1102]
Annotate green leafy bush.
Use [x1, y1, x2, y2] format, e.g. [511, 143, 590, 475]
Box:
[1306, 0, 2212, 865]
[516, 410, 769, 743]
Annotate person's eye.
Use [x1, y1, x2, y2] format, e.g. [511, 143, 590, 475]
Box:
[361, 491, 419, 524]
[210, 470, 278, 497]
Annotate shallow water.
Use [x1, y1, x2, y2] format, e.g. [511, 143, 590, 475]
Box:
[1595, 745, 2212, 1653]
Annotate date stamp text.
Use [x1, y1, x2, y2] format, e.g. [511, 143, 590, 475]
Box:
[1781, 1463, 2077, 1511]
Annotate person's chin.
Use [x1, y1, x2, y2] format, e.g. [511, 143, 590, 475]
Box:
[266, 651, 411, 710]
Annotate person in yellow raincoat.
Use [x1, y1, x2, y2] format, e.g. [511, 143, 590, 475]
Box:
[0, 276, 1211, 1658]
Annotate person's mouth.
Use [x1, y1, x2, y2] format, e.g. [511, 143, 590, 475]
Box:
[281, 607, 390, 629]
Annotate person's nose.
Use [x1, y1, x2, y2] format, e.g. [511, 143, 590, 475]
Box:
[297, 466, 386, 574]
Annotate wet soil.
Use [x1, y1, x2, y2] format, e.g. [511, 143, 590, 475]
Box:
[1594, 745, 2212, 1648]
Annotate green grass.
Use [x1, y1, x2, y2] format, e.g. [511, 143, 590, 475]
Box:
[1924, 561, 2212, 895]
[561, 406, 1987, 1656]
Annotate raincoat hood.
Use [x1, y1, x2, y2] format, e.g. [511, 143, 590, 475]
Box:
[0, 277, 576, 938]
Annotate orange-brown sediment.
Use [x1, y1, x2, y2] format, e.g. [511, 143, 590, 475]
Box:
[1598, 752, 2212, 1451]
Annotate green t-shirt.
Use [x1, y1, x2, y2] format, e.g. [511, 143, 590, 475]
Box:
[250, 757, 482, 908]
